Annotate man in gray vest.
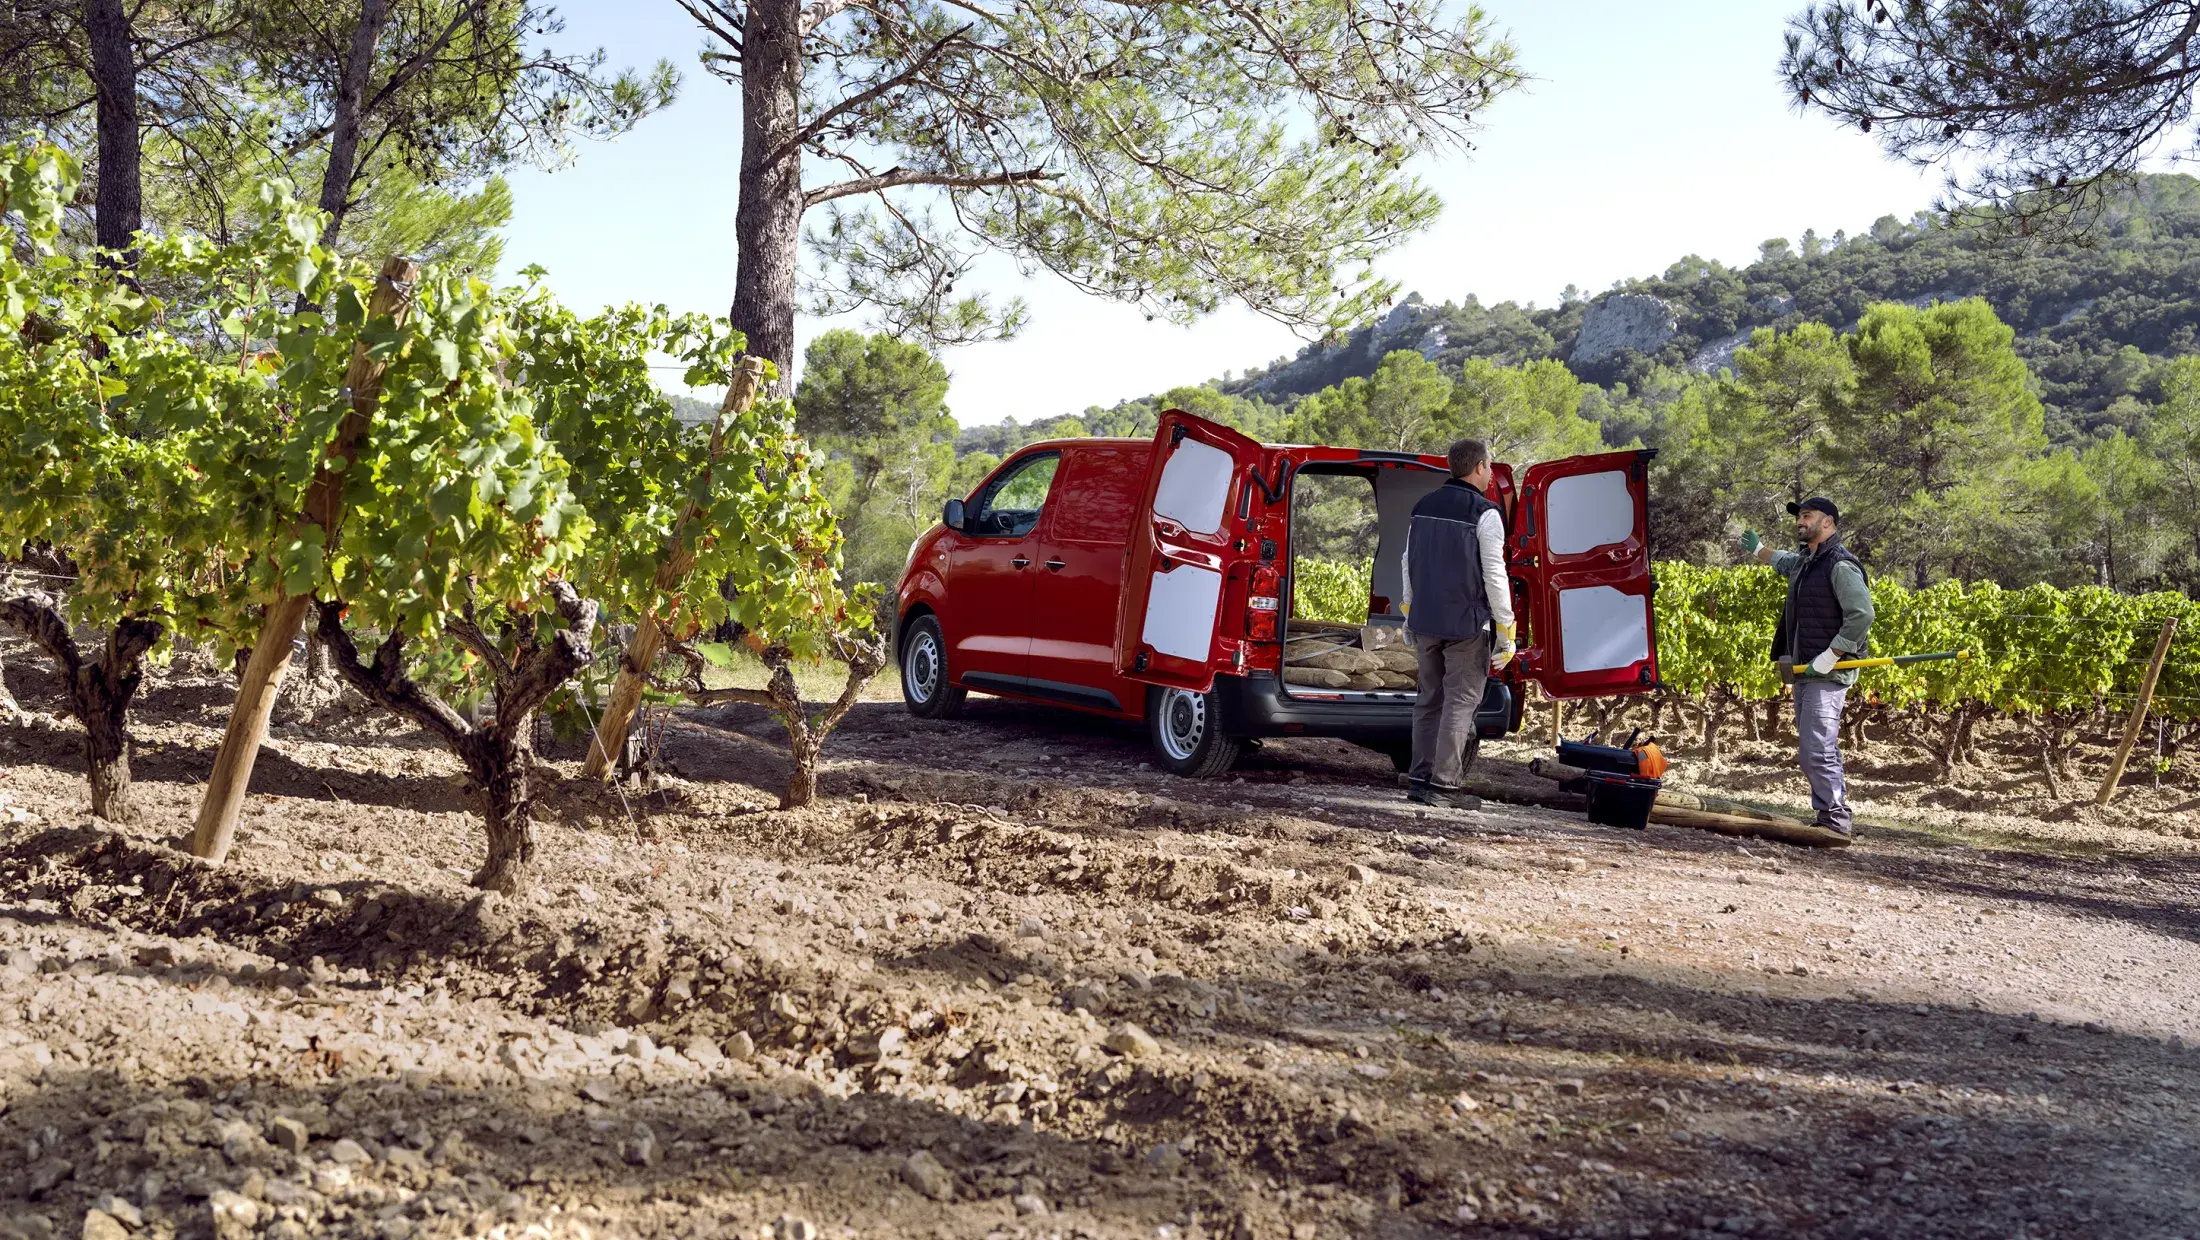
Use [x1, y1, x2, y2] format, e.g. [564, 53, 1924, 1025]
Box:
[1400, 438, 1515, 809]
[1743, 496, 1875, 838]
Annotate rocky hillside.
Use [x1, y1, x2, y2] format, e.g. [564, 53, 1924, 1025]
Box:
[1225, 173, 2200, 441]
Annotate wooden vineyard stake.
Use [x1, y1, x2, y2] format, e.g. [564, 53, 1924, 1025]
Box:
[584, 356, 768, 780]
[2096, 616, 2179, 806]
[191, 257, 420, 865]
[1550, 690, 1563, 747]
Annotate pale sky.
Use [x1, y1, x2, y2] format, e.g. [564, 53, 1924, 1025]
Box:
[498, 0, 1946, 427]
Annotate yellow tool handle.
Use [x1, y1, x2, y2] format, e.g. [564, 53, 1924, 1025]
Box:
[1828, 650, 1971, 671]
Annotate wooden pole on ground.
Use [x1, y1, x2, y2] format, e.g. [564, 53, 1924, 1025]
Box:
[584, 356, 768, 780]
[2096, 617, 2178, 806]
[1518, 759, 1850, 848]
[190, 256, 420, 865]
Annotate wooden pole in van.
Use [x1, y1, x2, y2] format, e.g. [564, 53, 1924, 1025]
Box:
[192, 257, 419, 865]
[584, 356, 768, 780]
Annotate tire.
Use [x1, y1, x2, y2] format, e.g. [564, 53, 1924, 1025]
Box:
[1148, 686, 1242, 778]
[899, 615, 965, 719]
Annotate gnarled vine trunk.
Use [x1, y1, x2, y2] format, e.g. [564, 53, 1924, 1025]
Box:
[1699, 687, 1727, 765]
[317, 585, 596, 894]
[0, 591, 160, 822]
[683, 634, 885, 809]
[459, 726, 537, 894]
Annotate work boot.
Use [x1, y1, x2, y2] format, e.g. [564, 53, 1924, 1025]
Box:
[1408, 783, 1482, 810]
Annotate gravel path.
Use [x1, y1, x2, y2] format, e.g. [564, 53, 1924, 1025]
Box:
[0, 674, 2195, 1240]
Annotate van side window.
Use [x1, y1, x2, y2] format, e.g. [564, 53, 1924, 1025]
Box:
[970, 452, 1060, 538]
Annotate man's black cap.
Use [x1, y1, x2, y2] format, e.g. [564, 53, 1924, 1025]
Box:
[1786, 496, 1839, 522]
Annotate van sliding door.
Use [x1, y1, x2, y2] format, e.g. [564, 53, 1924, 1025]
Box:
[1514, 449, 1660, 698]
[1114, 411, 1264, 694]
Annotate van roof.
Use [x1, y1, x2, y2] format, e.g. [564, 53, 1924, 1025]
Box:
[1020, 436, 1447, 467]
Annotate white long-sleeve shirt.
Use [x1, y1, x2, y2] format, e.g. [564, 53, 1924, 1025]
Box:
[1399, 507, 1512, 630]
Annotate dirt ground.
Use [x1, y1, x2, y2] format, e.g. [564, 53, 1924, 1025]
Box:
[1, 657, 2197, 1240]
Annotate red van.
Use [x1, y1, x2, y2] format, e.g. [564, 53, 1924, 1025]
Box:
[894, 410, 1659, 776]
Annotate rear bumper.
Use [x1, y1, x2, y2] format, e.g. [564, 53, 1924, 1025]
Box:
[1210, 671, 1521, 742]
[1211, 671, 1413, 740]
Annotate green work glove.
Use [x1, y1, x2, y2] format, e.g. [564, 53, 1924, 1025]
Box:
[1740, 529, 1761, 556]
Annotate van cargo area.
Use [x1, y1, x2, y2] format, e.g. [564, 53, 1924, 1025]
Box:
[1279, 460, 1447, 705]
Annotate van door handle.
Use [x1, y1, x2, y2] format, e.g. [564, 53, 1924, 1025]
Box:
[1011, 556, 1031, 569]
[1044, 559, 1066, 571]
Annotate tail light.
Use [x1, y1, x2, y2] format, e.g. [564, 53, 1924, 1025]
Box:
[1245, 564, 1280, 640]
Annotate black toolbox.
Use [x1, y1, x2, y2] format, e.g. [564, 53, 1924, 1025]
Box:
[1557, 731, 1663, 830]
[1580, 773, 1661, 830]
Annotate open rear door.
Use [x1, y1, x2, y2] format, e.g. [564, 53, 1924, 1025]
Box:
[1513, 449, 1660, 699]
[1115, 410, 1266, 693]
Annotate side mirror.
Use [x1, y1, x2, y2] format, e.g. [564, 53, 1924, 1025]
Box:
[942, 498, 965, 530]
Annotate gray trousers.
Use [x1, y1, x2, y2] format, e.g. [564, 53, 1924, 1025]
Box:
[1410, 631, 1490, 789]
[1794, 678, 1851, 831]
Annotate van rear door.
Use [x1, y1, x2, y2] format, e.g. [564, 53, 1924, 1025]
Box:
[1114, 410, 1266, 693]
[1512, 449, 1660, 698]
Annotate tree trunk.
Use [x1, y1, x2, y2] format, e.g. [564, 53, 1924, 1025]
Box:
[1762, 695, 1783, 743]
[465, 728, 536, 894]
[82, 701, 134, 822]
[83, 0, 141, 259]
[72, 620, 158, 823]
[782, 733, 820, 810]
[1699, 691, 1723, 765]
[317, 0, 389, 248]
[686, 636, 884, 809]
[729, 0, 806, 385]
[2, 593, 156, 821]
[1936, 705, 1969, 784]
[317, 586, 594, 894]
[2035, 721, 2063, 799]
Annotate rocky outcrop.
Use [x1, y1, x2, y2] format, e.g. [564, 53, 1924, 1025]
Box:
[1569, 294, 1677, 366]
[1688, 327, 1755, 375]
[1368, 298, 1446, 361]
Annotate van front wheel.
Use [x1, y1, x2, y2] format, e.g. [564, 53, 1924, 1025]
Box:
[900, 616, 966, 719]
[1148, 686, 1241, 778]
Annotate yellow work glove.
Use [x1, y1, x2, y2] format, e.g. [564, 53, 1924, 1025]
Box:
[1491, 621, 1517, 671]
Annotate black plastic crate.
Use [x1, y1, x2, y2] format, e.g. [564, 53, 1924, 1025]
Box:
[1582, 773, 1661, 830]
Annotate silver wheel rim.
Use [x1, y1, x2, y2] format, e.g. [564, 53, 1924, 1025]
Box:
[905, 630, 941, 704]
[1158, 688, 1206, 762]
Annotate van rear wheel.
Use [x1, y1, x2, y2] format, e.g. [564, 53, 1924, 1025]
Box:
[900, 616, 965, 719]
[1148, 686, 1241, 778]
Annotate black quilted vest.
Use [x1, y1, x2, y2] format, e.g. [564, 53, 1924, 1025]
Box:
[1406, 478, 1498, 642]
[1770, 538, 1867, 664]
